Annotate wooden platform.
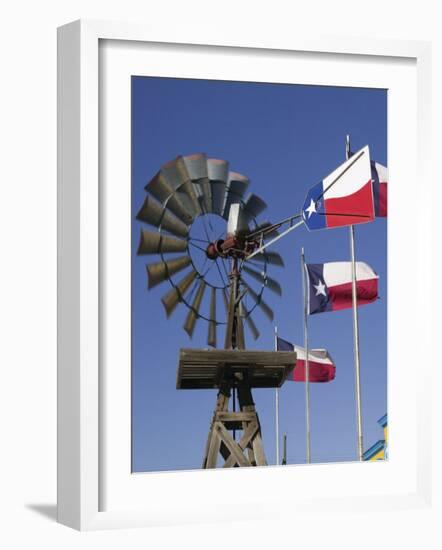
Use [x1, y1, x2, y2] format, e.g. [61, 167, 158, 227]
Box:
[177, 348, 296, 390]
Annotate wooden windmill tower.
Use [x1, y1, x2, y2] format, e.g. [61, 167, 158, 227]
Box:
[137, 153, 296, 468]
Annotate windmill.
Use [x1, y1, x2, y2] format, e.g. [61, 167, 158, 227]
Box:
[136, 153, 297, 468]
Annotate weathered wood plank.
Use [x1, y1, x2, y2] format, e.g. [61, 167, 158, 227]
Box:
[252, 431, 267, 466]
[177, 348, 296, 390]
[202, 386, 230, 467]
[223, 421, 259, 468]
[216, 423, 251, 467]
[216, 412, 255, 422]
[205, 425, 222, 468]
[180, 348, 296, 366]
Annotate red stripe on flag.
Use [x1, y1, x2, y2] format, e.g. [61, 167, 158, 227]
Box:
[292, 360, 336, 382]
[328, 278, 378, 311]
[325, 180, 374, 227]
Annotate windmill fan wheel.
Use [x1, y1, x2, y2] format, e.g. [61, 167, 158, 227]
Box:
[136, 153, 285, 348]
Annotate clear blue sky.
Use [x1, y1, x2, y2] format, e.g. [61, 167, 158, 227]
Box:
[131, 76, 387, 472]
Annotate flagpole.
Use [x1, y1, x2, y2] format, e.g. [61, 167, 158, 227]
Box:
[346, 134, 364, 461]
[274, 325, 280, 465]
[301, 247, 311, 464]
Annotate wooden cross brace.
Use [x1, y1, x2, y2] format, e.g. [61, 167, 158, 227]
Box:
[202, 381, 267, 468]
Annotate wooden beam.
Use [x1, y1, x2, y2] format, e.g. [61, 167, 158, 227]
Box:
[202, 385, 230, 467]
[180, 348, 296, 367]
[223, 421, 259, 468]
[205, 427, 222, 468]
[216, 423, 251, 467]
[252, 431, 267, 466]
[216, 411, 256, 422]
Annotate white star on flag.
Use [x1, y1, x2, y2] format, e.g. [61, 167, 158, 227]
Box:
[314, 280, 327, 296]
[305, 198, 317, 219]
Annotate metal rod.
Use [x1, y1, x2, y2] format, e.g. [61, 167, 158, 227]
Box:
[246, 213, 302, 239]
[274, 325, 280, 465]
[315, 212, 371, 219]
[224, 257, 245, 350]
[350, 224, 364, 461]
[246, 219, 304, 261]
[224, 259, 236, 349]
[346, 134, 364, 462]
[301, 247, 311, 464]
[214, 258, 228, 288]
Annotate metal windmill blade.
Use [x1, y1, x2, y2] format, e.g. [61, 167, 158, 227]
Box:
[161, 156, 202, 219]
[182, 153, 208, 180]
[147, 256, 192, 289]
[240, 278, 274, 321]
[242, 193, 267, 223]
[183, 279, 207, 337]
[207, 158, 229, 215]
[242, 304, 260, 341]
[245, 250, 284, 267]
[243, 193, 268, 217]
[136, 195, 189, 238]
[242, 265, 282, 296]
[161, 269, 198, 317]
[137, 230, 188, 255]
[222, 171, 250, 220]
[145, 172, 194, 225]
[182, 153, 212, 214]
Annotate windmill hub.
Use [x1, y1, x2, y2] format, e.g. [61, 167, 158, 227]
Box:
[205, 236, 260, 261]
[205, 241, 222, 260]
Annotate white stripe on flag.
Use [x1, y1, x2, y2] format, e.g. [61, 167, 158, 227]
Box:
[323, 261, 378, 288]
[294, 346, 334, 365]
[323, 145, 371, 199]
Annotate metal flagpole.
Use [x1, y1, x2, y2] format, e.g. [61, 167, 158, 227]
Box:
[274, 325, 280, 465]
[301, 247, 311, 463]
[346, 134, 364, 461]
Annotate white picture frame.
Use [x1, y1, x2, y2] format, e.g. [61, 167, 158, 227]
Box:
[57, 19, 433, 531]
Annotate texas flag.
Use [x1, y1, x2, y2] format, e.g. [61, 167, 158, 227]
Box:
[306, 261, 379, 315]
[302, 145, 374, 231]
[277, 337, 336, 383]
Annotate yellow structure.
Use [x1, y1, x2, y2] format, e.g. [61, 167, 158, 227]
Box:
[363, 414, 388, 461]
